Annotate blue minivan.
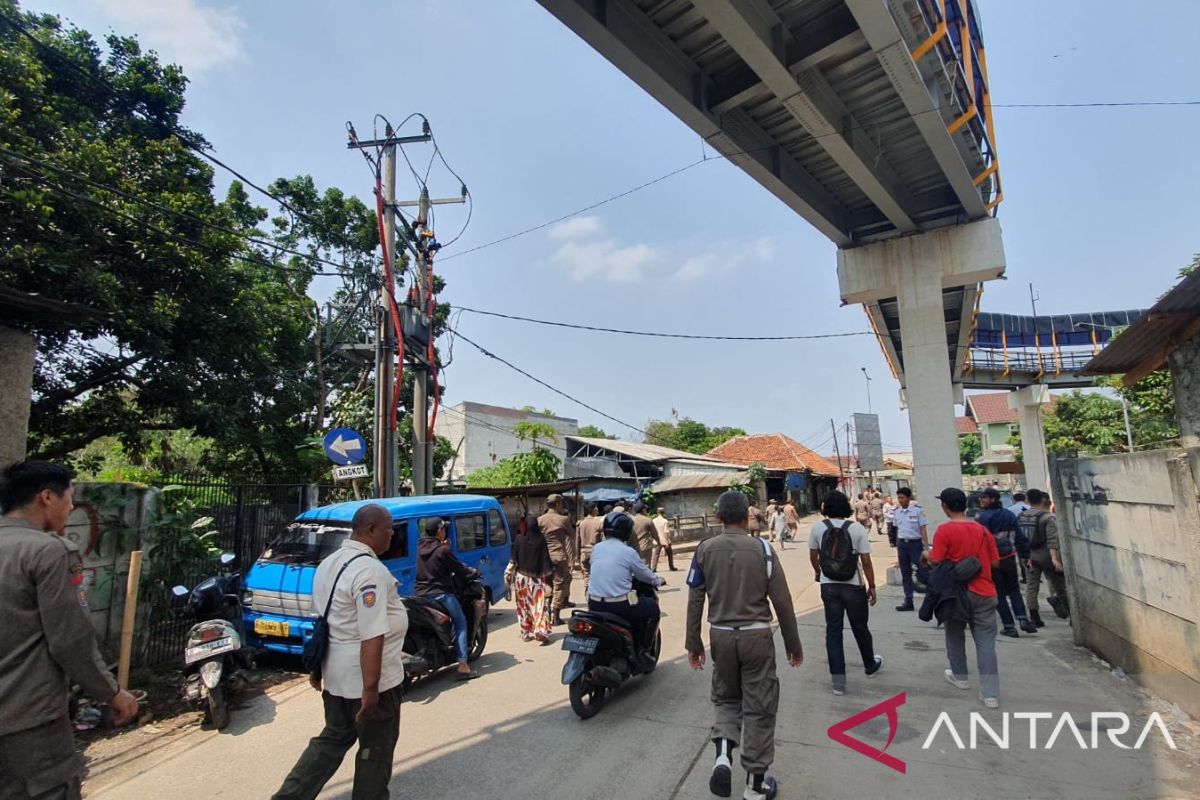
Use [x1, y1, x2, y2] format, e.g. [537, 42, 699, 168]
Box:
[242, 495, 512, 655]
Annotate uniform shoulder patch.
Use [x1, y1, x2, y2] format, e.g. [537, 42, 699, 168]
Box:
[360, 588, 378, 608]
[686, 556, 705, 588]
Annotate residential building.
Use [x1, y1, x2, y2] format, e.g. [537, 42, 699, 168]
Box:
[439, 402, 579, 484]
[706, 433, 841, 514]
[957, 392, 1021, 476]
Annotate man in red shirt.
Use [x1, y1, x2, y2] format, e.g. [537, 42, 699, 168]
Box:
[928, 487, 1001, 708]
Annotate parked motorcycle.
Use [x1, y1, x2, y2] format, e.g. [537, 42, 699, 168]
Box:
[400, 575, 489, 688]
[561, 581, 662, 719]
[172, 553, 253, 730]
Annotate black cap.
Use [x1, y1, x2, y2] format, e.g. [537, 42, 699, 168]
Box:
[980, 487, 1002, 500]
[936, 487, 967, 511]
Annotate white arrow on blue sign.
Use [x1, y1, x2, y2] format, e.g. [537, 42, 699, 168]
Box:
[322, 427, 367, 466]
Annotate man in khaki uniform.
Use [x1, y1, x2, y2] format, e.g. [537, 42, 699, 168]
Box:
[0, 461, 140, 800]
[782, 500, 800, 543]
[630, 501, 659, 567]
[539, 494, 575, 626]
[576, 503, 604, 590]
[686, 491, 803, 800]
[868, 492, 885, 536]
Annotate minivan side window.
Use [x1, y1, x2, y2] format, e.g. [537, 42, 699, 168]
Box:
[488, 509, 508, 546]
[454, 515, 487, 552]
[381, 523, 409, 560]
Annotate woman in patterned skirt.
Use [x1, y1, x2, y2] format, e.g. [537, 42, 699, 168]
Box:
[510, 513, 554, 643]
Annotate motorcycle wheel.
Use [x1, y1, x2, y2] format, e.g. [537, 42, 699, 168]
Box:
[647, 629, 663, 671]
[467, 615, 488, 663]
[207, 683, 230, 731]
[568, 675, 607, 720]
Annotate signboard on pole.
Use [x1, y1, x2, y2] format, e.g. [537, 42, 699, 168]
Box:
[853, 413, 885, 473]
[332, 464, 369, 481]
[322, 427, 367, 466]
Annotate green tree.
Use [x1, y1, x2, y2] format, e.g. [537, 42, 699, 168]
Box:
[643, 417, 747, 454]
[466, 449, 561, 488]
[1043, 391, 1129, 455]
[958, 434, 982, 475]
[577, 424, 614, 439]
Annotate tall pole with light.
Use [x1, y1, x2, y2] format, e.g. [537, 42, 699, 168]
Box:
[861, 367, 872, 414]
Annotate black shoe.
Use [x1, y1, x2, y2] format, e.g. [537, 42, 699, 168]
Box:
[865, 655, 883, 677]
[1047, 596, 1070, 619]
[1002, 627, 1019, 638]
[745, 775, 779, 800]
[1030, 610, 1046, 628]
[552, 612, 565, 627]
[709, 763, 731, 797]
[1019, 619, 1039, 634]
[895, 601, 914, 612]
[562, 601, 577, 609]
[913, 583, 928, 594]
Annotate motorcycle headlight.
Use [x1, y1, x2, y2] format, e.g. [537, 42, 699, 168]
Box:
[199, 660, 224, 689]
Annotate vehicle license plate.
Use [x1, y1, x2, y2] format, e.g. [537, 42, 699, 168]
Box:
[562, 635, 599, 655]
[185, 637, 234, 661]
[254, 619, 290, 637]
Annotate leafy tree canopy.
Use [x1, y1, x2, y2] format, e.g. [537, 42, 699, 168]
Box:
[644, 417, 747, 455]
[466, 448, 560, 489]
[958, 434, 982, 475]
[577, 424, 614, 439]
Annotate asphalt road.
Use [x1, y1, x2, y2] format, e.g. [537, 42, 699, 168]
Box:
[83, 528, 1197, 800]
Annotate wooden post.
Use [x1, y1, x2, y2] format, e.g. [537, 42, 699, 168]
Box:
[117, 550, 144, 689]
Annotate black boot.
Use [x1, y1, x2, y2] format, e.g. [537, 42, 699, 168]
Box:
[895, 600, 915, 612]
[1002, 626, 1019, 638]
[552, 610, 565, 627]
[709, 738, 735, 798]
[1019, 618, 1039, 634]
[1030, 609, 1045, 628]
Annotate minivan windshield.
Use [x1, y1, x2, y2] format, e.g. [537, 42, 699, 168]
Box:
[260, 521, 352, 565]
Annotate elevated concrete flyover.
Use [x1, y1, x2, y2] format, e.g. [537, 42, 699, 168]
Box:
[539, 0, 1006, 517]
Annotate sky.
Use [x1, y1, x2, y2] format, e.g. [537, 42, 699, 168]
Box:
[24, 0, 1200, 457]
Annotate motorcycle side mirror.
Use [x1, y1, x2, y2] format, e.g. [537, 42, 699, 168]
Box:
[171, 585, 189, 597]
[219, 552, 235, 566]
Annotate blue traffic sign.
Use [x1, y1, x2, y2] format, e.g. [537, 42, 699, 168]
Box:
[322, 427, 367, 466]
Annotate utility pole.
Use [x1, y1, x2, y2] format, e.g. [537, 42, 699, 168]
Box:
[846, 421, 855, 493]
[411, 188, 431, 496]
[375, 136, 399, 498]
[861, 367, 872, 414]
[831, 419, 844, 485]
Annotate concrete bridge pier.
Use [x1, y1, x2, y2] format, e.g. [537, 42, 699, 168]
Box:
[1009, 384, 1051, 493]
[838, 218, 1006, 524]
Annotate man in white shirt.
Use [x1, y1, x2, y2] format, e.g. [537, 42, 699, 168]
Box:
[652, 507, 677, 572]
[807, 491, 882, 696]
[273, 504, 408, 800]
[587, 512, 665, 663]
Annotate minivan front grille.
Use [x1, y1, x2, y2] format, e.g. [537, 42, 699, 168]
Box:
[250, 589, 312, 618]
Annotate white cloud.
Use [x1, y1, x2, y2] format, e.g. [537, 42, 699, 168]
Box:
[91, 0, 245, 75]
[672, 237, 775, 282]
[548, 216, 604, 240]
[554, 238, 662, 282]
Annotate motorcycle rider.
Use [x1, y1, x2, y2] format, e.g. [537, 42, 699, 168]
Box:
[414, 517, 480, 681]
[586, 511, 666, 666]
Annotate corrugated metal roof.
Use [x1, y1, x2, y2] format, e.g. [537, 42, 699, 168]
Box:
[651, 472, 750, 493]
[1082, 270, 1200, 383]
[566, 436, 725, 463]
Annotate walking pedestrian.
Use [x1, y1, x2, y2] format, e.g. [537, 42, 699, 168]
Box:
[1008, 491, 1031, 517]
[1020, 489, 1069, 627]
[747, 501, 764, 538]
[576, 504, 603, 590]
[273, 504, 407, 799]
[630, 501, 659, 567]
[0, 461, 141, 800]
[539, 494, 575, 626]
[925, 487, 1002, 709]
[853, 492, 870, 528]
[868, 491, 884, 537]
[807, 491, 882, 696]
[652, 507, 678, 571]
[882, 495, 897, 547]
[686, 491, 803, 800]
[782, 500, 800, 544]
[977, 488, 1037, 637]
[510, 514, 554, 644]
[892, 487, 929, 611]
[768, 504, 789, 549]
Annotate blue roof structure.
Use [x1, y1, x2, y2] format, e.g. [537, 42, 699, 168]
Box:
[296, 494, 501, 522]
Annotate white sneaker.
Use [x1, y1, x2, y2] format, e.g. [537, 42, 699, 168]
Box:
[832, 686, 845, 696]
[743, 776, 778, 800]
[981, 695, 1000, 709]
[944, 669, 970, 690]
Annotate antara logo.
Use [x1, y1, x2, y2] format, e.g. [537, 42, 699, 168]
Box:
[828, 693, 1178, 774]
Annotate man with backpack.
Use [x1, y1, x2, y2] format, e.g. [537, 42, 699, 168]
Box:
[1020, 489, 1069, 627]
[927, 488, 1002, 709]
[807, 491, 882, 697]
[977, 488, 1036, 637]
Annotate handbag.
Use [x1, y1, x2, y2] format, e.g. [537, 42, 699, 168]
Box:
[301, 552, 370, 678]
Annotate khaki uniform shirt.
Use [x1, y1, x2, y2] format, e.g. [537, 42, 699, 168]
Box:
[0, 517, 118, 737]
[631, 514, 658, 560]
[783, 504, 800, 526]
[854, 499, 870, 522]
[869, 497, 884, 517]
[577, 515, 604, 557]
[539, 510, 574, 564]
[684, 528, 802, 657]
[653, 515, 672, 546]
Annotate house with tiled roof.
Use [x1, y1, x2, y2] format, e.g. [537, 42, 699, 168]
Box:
[706, 433, 841, 513]
[959, 392, 1022, 475]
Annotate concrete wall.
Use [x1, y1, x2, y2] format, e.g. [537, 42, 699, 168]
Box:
[1050, 449, 1200, 717]
[656, 489, 723, 520]
[0, 326, 35, 468]
[55, 483, 156, 655]
[440, 404, 578, 482]
[1169, 336, 1200, 448]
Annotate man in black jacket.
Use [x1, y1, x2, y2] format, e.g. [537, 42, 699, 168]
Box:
[415, 518, 479, 680]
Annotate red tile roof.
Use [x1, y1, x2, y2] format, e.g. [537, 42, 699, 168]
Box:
[965, 393, 1018, 425]
[954, 416, 979, 435]
[706, 434, 842, 477]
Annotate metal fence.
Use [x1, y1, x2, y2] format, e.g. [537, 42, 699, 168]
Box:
[136, 476, 316, 668]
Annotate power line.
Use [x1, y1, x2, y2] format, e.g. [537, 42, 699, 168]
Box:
[448, 327, 660, 443]
[451, 305, 876, 341]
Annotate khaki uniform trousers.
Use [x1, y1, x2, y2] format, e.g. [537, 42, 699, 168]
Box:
[709, 627, 780, 774]
[1025, 551, 1068, 615]
[549, 558, 572, 612]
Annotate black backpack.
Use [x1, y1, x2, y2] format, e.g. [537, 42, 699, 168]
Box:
[819, 520, 858, 581]
[1018, 510, 1049, 550]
